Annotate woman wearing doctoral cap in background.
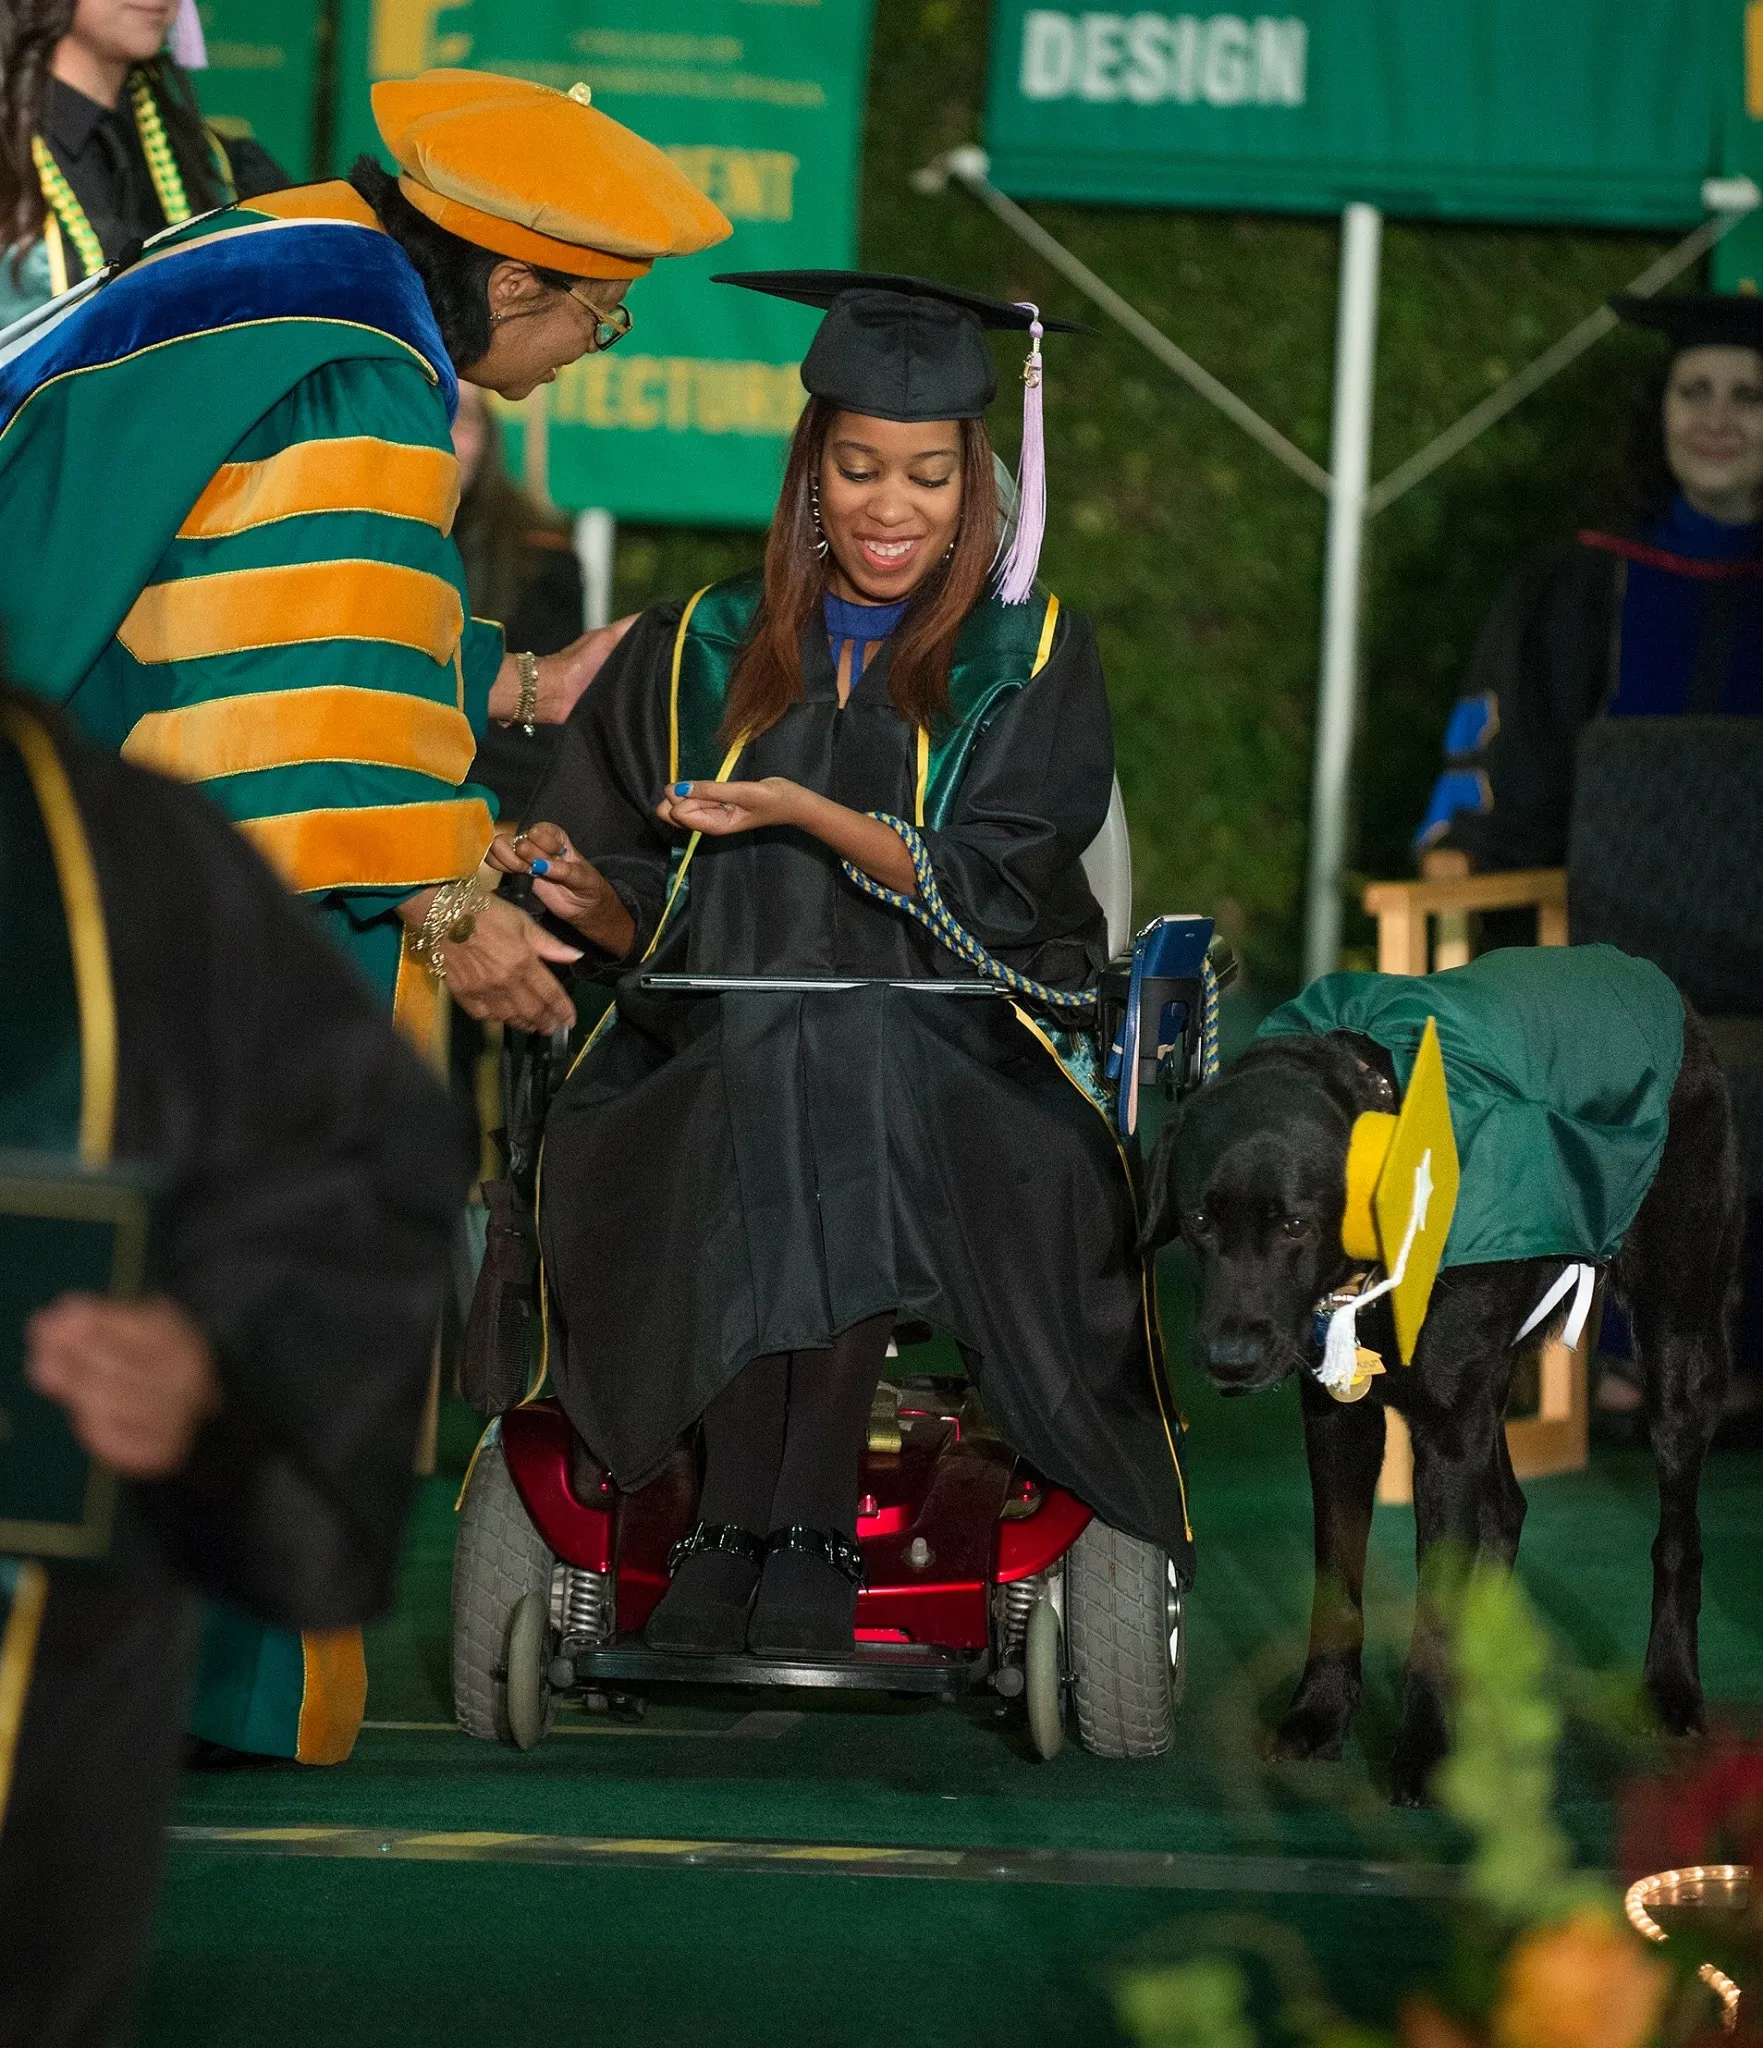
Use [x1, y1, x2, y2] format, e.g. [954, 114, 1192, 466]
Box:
[1411, 291, 1763, 1431]
[1414, 293, 1763, 869]
[498, 271, 1192, 1657]
[0, 68, 729, 1764]
[0, 0, 287, 328]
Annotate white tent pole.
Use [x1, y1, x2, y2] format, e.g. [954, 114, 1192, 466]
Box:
[1303, 204, 1382, 984]
[574, 508, 616, 631]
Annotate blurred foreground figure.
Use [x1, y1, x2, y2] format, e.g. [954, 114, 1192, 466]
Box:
[0, 689, 470, 2047]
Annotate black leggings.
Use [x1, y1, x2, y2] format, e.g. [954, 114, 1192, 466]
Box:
[696, 1313, 894, 1539]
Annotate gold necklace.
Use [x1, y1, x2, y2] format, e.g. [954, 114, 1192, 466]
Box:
[32, 70, 198, 288]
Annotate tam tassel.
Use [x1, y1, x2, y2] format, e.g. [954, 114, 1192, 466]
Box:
[170, 0, 208, 70]
[994, 303, 1045, 605]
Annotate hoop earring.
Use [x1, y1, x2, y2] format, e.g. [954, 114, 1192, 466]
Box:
[809, 476, 830, 560]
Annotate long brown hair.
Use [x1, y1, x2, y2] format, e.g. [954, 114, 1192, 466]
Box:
[719, 396, 1001, 746]
[2, 3, 225, 267]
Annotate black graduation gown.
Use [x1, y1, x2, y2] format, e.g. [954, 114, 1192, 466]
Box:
[1436, 537, 1619, 873]
[531, 600, 1192, 1562]
[0, 716, 471, 2048]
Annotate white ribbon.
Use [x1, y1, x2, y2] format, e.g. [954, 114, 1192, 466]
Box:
[1317, 1149, 1434, 1396]
[1513, 1261, 1597, 1351]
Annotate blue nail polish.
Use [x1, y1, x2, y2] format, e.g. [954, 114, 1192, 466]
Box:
[672, 780, 691, 796]
[530, 858, 550, 875]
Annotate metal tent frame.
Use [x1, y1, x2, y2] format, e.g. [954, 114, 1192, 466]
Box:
[913, 146, 1761, 977]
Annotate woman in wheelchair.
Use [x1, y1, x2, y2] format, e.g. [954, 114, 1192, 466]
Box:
[492, 272, 1190, 1658]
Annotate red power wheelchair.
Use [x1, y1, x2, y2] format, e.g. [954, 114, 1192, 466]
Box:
[451, 789, 1224, 1761]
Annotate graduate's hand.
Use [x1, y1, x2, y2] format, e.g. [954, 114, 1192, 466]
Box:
[489, 823, 636, 958]
[26, 1294, 220, 1479]
[654, 777, 804, 837]
[440, 892, 582, 1034]
[654, 780, 918, 894]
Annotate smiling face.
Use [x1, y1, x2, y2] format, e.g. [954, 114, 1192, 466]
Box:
[462, 264, 629, 403]
[1663, 344, 1763, 524]
[67, 0, 179, 67]
[817, 411, 966, 603]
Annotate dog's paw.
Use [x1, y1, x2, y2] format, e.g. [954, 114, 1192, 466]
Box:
[1386, 1750, 1438, 1809]
[1646, 1673, 1707, 1740]
[1269, 1704, 1350, 1762]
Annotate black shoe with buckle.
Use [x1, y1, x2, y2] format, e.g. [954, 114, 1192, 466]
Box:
[644, 1522, 764, 1653]
[747, 1526, 865, 1657]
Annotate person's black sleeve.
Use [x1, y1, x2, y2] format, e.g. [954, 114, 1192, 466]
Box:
[521, 602, 684, 974]
[1440, 541, 1616, 871]
[919, 605, 1114, 987]
[80, 750, 473, 1630]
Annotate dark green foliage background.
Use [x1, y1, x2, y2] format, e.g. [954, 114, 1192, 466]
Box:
[611, 0, 1681, 995]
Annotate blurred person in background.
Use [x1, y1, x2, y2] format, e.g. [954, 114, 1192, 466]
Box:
[0, 67, 728, 1766]
[1414, 295, 1763, 872]
[0, 0, 286, 328]
[1413, 293, 1763, 1431]
[452, 382, 637, 830]
[0, 685, 471, 2047]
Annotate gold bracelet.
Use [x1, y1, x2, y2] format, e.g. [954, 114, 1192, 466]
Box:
[411, 873, 489, 984]
[515, 650, 539, 736]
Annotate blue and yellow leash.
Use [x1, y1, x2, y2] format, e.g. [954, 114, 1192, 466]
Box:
[841, 812, 1222, 1084]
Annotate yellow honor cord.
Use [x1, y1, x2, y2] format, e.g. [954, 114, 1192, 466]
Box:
[32, 72, 195, 286]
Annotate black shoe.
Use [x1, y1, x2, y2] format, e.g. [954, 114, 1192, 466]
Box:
[747, 1527, 864, 1657]
[644, 1523, 763, 1652]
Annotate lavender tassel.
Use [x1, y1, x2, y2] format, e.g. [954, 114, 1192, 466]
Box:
[170, 0, 208, 70]
[994, 304, 1045, 606]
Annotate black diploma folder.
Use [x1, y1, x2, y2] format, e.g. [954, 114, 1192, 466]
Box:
[0, 1153, 159, 1559]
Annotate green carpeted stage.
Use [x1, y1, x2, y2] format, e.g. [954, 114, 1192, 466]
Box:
[140, 1304, 1763, 2047]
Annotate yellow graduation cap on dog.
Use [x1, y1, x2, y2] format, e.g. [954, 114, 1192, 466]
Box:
[1317, 1016, 1460, 1398]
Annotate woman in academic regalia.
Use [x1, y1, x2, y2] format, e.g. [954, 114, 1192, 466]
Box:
[1415, 293, 1763, 870]
[0, 0, 287, 327]
[1412, 293, 1763, 1420]
[497, 271, 1192, 1656]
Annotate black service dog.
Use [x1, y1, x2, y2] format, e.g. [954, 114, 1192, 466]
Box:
[1142, 1007, 1741, 1805]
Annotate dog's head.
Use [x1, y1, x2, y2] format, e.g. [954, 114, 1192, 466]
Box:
[1142, 1034, 1394, 1395]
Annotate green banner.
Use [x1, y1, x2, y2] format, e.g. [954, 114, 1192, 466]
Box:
[335, 0, 874, 526]
[190, 0, 321, 180]
[984, 0, 1739, 228]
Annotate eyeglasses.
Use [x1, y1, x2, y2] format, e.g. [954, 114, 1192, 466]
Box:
[565, 287, 633, 353]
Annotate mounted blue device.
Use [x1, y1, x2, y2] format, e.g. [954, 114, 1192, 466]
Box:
[1103, 914, 1217, 1137]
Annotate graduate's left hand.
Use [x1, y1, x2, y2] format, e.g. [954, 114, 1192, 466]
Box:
[655, 777, 805, 836]
[26, 1294, 220, 1479]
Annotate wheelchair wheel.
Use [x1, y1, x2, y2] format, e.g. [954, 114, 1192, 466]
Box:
[1064, 1518, 1180, 1759]
[503, 1591, 552, 1752]
[1024, 1591, 1066, 1760]
[452, 1430, 557, 1746]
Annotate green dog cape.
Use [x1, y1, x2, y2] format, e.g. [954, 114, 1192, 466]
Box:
[1258, 945, 1684, 1277]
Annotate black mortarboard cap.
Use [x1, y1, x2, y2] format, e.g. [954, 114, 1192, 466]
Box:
[712, 269, 1077, 423]
[1612, 292, 1763, 355]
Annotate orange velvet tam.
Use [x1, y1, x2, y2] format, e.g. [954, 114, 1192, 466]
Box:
[372, 69, 731, 280]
